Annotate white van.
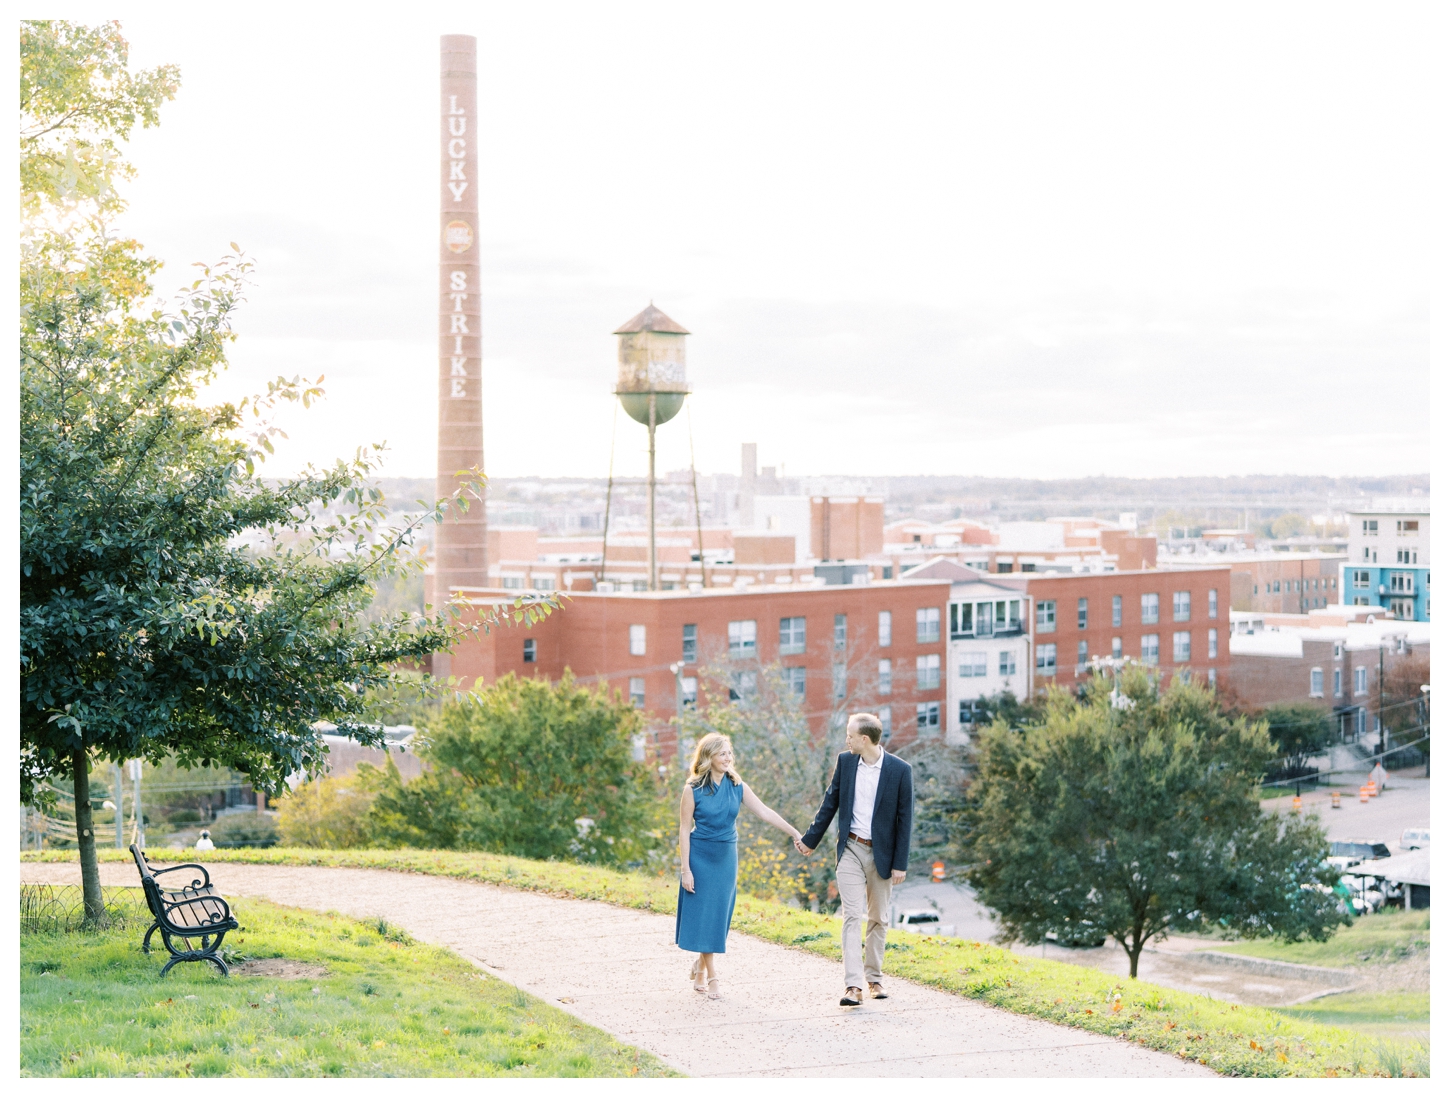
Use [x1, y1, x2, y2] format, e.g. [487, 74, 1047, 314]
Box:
[1399, 827, 1430, 850]
[893, 909, 956, 937]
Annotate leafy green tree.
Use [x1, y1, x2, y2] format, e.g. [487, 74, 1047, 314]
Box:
[20, 20, 179, 216]
[963, 666, 1348, 977]
[366, 674, 654, 866]
[1260, 702, 1336, 772]
[19, 21, 556, 924]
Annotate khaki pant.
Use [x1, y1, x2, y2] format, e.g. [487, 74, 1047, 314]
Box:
[837, 839, 892, 990]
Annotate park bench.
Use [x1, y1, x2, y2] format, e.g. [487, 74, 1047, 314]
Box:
[130, 844, 239, 976]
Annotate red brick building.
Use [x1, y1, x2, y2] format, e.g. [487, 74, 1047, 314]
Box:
[447, 579, 951, 760]
[1020, 567, 1230, 688]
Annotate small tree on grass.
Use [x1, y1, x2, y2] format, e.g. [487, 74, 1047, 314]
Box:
[366, 673, 655, 866]
[1260, 702, 1336, 773]
[963, 665, 1348, 977]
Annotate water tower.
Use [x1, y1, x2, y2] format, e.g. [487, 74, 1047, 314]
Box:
[613, 303, 690, 591]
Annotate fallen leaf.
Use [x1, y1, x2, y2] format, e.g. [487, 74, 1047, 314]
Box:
[155, 999, 173, 1007]
[557, 997, 576, 1004]
[1250, 1040, 1262, 1051]
[1111, 1001, 1123, 1014]
[1084, 1008, 1094, 1014]
[1054, 998, 1064, 1004]
[372, 1040, 386, 1049]
[1277, 1052, 1288, 1063]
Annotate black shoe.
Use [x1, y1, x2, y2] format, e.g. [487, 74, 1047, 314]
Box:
[840, 987, 863, 1006]
[869, 982, 888, 999]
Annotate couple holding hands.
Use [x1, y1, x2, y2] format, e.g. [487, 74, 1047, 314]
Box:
[675, 712, 914, 1007]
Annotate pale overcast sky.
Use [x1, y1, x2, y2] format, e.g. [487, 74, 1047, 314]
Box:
[61, 1, 1438, 481]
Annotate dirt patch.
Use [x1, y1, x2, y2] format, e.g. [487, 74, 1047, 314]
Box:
[231, 958, 329, 979]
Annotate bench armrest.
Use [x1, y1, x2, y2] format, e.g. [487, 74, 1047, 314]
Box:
[150, 862, 214, 890]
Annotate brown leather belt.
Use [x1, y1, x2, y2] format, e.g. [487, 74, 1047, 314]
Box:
[849, 832, 873, 847]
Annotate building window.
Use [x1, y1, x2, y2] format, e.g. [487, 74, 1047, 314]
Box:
[1207, 667, 1217, 687]
[878, 706, 892, 740]
[1352, 570, 1370, 589]
[1208, 588, 1218, 619]
[958, 700, 975, 726]
[1390, 572, 1416, 593]
[1141, 634, 1159, 665]
[1397, 519, 1419, 534]
[728, 619, 757, 658]
[779, 616, 806, 655]
[916, 607, 940, 643]
[729, 671, 757, 701]
[832, 662, 846, 700]
[835, 613, 848, 651]
[1173, 631, 1191, 663]
[1077, 598, 1088, 630]
[1333, 667, 1342, 696]
[1141, 593, 1159, 625]
[629, 677, 645, 707]
[1354, 666, 1367, 695]
[960, 653, 987, 678]
[1036, 600, 1057, 632]
[917, 654, 941, 690]
[878, 610, 892, 646]
[1363, 520, 1378, 534]
[916, 702, 940, 730]
[501, 576, 523, 589]
[878, 658, 893, 694]
[682, 676, 698, 708]
[950, 603, 972, 637]
[1273, 581, 1280, 594]
[1111, 636, 1122, 659]
[1173, 591, 1191, 622]
[523, 638, 536, 663]
[1310, 668, 1323, 697]
[682, 623, 697, 664]
[1036, 643, 1057, 673]
[629, 624, 646, 656]
[1112, 595, 1122, 627]
[1208, 628, 1218, 660]
[882, 566, 894, 579]
[999, 649, 1017, 676]
[1077, 640, 1089, 670]
[785, 666, 806, 697]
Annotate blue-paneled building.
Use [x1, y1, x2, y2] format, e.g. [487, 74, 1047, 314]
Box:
[1341, 500, 1431, 621]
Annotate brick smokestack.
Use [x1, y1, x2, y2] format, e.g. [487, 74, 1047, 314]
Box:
[433, 34, 487, 623]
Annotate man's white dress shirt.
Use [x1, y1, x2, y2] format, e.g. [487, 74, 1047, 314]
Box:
[849, 750, 884, 838]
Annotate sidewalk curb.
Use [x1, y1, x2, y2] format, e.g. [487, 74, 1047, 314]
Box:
[1184, 949, 1360, 988]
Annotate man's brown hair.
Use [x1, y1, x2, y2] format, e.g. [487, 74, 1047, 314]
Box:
[846, 712, 883, 744]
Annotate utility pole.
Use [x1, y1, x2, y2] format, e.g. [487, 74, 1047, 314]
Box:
[113, 763, 123, 848]
[1378, 642, 1386, 757]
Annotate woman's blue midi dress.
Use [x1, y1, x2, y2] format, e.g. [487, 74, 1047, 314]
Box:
[675, 776, 743, 954]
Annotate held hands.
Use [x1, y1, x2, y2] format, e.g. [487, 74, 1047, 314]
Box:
[681, 869, 695, 893]
[793, 834, 812, 856]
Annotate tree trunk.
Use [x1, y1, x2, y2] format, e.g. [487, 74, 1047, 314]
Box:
[72, 747, 105, 926]
[1128, 942, 1142, 978]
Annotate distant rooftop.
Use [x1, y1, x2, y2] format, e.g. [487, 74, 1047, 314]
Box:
[1346, 498, 1432, 515]
[613, 303, 690, 335]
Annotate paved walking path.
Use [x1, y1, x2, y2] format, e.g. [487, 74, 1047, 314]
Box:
[22, 861, 1212, 1078]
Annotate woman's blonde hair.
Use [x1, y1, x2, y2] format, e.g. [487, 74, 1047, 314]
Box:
[687, 732, 741, 790]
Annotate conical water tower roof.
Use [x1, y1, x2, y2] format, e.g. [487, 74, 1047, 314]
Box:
[613, 302, 690, 335]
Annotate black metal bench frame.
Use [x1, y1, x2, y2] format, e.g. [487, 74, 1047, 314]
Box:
[130, 844, 239, 976]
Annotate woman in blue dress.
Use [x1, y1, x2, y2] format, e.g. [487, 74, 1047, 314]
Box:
[676, 732, 803, 999]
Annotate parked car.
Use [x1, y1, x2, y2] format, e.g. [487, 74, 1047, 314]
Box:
[1398, 827, 1431, 851]
[893, 910, 955, 937]
[1326, 840, 1392, 871]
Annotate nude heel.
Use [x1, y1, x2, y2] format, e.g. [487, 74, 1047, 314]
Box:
[707, 976, 723, 1000]
[689, 960, 707, 993]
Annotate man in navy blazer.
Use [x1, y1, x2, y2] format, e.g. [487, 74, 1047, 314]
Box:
[796, 712, 913, 1006]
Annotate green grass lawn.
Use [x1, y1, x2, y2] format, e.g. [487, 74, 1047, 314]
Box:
[1278, 991, 1430, 1041]
[19, 887, 674, 1078]
[1213, 908, 1430, 968]
[23, 848, 1429, 1078]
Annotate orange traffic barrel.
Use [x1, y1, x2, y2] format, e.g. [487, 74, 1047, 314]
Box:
[1331, 791, 1341, 809]
[931, 860, 946, 882]
[1367, 780, 1378, 798]
[1359, 786, 1369, 803]
[1291, 795, 1302, 813]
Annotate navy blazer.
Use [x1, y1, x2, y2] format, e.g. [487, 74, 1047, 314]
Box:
[801, 750, 913, 879]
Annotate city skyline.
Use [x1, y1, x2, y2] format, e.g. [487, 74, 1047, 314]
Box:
[88, 3, 1434, 482]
